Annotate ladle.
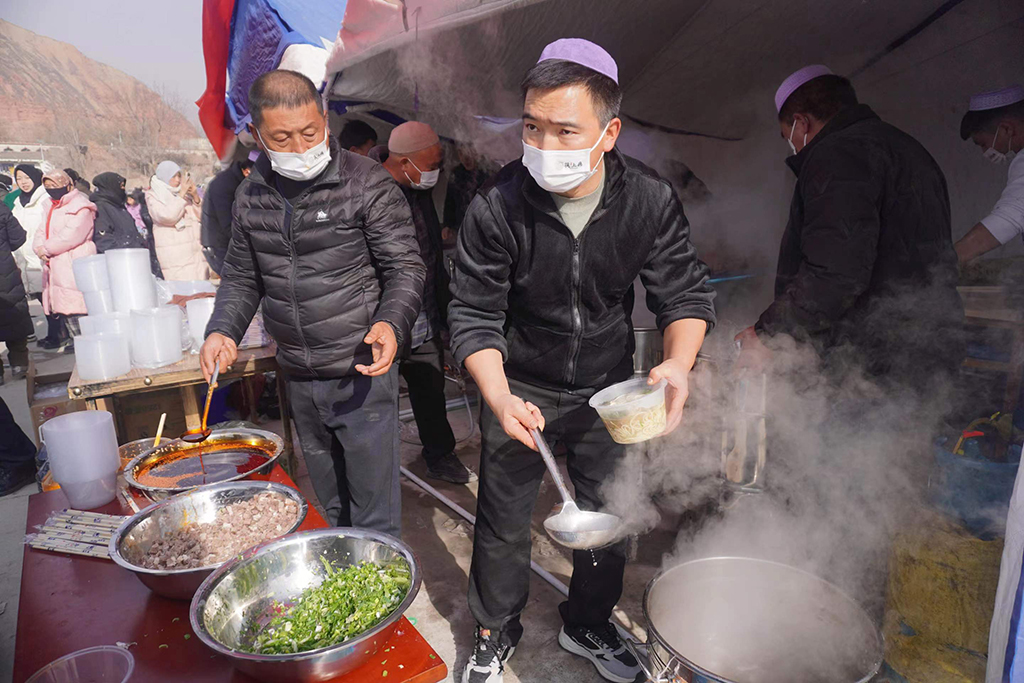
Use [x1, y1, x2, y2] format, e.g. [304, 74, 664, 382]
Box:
[531, 427, 622, 550]
[181, 360, 219, 444]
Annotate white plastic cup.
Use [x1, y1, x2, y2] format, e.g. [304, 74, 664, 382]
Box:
[71, 253, 109, 292]
[186, 297, 216, 352]
[130, 306, 182, 368]
[79, 311, 131, 337]
[41, 411, 120, 509]
[83, 289, 114, 316]
[589, 378, 668, 444]
[106, 248, 156, 313]
[74, 332, 131, 381]
[25, 645, 134, 683]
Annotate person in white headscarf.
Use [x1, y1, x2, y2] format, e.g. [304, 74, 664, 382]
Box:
[145, 160, 209, 281]
[953, 85, 1024, 266]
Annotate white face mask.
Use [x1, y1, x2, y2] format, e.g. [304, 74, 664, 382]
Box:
[255, 126, 331, 181]
[406, 159, 440, 190]
[787, 121, 807, 156]
[522, 123, 609, 194]
[984, 126, 1011, 165]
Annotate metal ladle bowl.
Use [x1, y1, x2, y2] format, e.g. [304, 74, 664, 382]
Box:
[531, 428, 623, 550]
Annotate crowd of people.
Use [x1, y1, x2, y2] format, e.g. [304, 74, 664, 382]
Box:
[1, 32, 1022, 683]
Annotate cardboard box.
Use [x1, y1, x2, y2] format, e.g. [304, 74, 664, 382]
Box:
[115, 388, 189, 443]
[26, 367, 85, 447]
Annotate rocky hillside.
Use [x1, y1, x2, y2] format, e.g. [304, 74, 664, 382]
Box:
[0, 19, 198, 147]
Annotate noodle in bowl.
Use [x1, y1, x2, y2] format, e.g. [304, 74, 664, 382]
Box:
[589, 378, 667, 444]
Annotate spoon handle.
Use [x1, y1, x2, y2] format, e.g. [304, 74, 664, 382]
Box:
[530, 428, 574, 505]
[200, 360, 220, 433]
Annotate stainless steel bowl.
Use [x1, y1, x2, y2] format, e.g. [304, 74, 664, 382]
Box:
[109, 481, 307, 600]
[630, 557, 883, 683]
[190, 528, 421, 683]
[123, 428, 284, 499]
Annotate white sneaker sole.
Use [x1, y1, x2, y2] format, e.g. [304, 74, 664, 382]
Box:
[460, 645, 516, 683]
[558, 628, 636, 683]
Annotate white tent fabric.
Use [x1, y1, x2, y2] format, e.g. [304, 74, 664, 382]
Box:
[324, 0, 1023, 258]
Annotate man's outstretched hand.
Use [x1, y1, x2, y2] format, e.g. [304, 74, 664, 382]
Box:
[356, 322, 398, 377]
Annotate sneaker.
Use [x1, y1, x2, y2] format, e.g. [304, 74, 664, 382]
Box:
[0, 462, 36, 497]
[11, 366, 27, 380]
[427, 452, 478, 484]
[559, 622, 642, 683]
[37, 336, 61, 350]
[462, 627, 515, 683]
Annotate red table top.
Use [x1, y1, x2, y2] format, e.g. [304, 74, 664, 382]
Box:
[13, 466, 448, 683]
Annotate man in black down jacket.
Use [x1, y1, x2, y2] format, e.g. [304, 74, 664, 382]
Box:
[91, 173, 163, 277]
[0, 202, 32, 380]
[201, 71, 425, 536]
[200, 157, 253, 275]
[737, 67, 964, 385]
[450, 40, 715, 683]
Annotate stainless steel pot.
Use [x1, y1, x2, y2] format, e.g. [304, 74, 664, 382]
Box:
[628, 557, 883, 683]
[633, 327, 664, 376]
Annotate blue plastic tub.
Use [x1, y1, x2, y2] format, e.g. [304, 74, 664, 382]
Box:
[929, 437, 1019, 538]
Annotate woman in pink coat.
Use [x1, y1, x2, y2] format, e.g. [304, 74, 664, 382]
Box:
[33, 169, 97, 351]
[146, 160, 209, 281]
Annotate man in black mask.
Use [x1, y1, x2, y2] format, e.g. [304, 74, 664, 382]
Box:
[91, 173, 162, 276]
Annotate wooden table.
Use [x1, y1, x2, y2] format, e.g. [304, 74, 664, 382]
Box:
[12, 466, 448, 683]
[66, 344, 294, 470]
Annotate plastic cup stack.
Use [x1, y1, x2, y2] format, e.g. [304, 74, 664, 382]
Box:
[73, 254, 114, 315]
[79, 311, 131, 337]
[130, 306, 183, 368]
[106, 248, 156, 313]
[186, 297, 216, 353]
[40, 411, 120, 509]
[74, 332, 132, 381]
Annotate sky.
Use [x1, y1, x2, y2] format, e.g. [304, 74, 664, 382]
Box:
[3, 0, 207, 126]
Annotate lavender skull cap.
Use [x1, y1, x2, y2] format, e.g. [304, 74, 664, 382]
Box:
[970, 85, 1024, 112]
[537, 38, 618, 84]
[775, 65, 833, 112]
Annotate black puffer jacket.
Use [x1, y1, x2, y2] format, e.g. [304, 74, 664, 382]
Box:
[449, 149, 717, 392]
[0, 203, 32, 341]
[91, 180, 163, 277]
[756, 104, 964, 377]
[206, 138, 426, 379]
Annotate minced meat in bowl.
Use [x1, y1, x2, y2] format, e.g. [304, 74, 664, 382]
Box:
[109, 481, 308, 600]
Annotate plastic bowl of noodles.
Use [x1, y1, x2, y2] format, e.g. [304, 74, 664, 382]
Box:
[589, 378, 667, 444]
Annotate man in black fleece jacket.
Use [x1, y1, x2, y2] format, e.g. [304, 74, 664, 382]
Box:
[450, 40, 715, 683]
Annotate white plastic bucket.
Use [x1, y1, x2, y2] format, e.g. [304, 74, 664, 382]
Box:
[79, 312, 131, 337]
[83, 289, 114, 316]
[130, 306, 182, 368]
[71, 253, 109, 292]
[106, 248, 156, 313]
[74, 332, 132, 381]
[40, 411, 120, 509]
[186, 297, 216, 352]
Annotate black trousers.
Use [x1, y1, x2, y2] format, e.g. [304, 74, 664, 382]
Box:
[287, 366, 401, 537]
[468, 377, 627, 647]
[5, 338, 29, 367]
[399, 336, 456, 466]
[0, 396, 35, 467]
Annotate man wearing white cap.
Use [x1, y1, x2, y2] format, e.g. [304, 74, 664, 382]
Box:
[371, 121, 476, 484]
[449, 38, 715, 683]
[953, 85, 1024, 265]
[736, 65, 963, 387]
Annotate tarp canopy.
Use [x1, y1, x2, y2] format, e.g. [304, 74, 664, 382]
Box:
[201, 0, 1024, 268]
[321, 0, 1023, 269]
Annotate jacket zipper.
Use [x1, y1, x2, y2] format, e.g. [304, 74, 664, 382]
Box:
[565, 237, 583, 385]
[283, 200, 313, 375]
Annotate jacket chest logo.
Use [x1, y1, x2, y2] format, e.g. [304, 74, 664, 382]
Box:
[315, 210, 329, 223]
